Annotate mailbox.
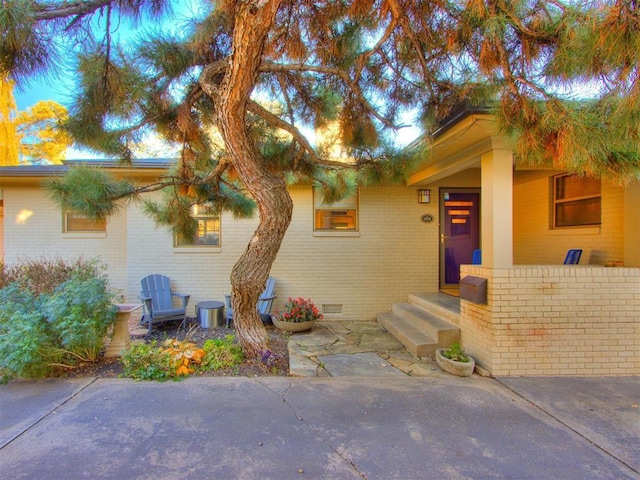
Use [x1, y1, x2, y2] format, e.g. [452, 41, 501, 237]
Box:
[459, 275, 487, 304]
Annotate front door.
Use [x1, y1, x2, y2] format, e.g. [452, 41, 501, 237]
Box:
[439, 189, 481, 289]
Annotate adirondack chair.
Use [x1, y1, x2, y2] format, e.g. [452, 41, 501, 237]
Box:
[139, 274, 191, 333]
[563, 249, 582, 265]
[225, 277, 277, 328]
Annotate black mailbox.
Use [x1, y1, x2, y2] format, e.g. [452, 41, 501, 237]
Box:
[460, 275, 488, 304]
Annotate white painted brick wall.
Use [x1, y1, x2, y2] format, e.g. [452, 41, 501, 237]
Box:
[514, 173, 625, 265]
[4, 184, 438, 322]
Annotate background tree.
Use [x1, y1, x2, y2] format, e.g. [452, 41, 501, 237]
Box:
[0, 75, 19, 165]
[16, 100, 72, 164]
[1, 0, 638, 356]
[0, 76, 71, 165]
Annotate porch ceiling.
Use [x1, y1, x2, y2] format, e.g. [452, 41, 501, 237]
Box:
[407, 113, 511, 186]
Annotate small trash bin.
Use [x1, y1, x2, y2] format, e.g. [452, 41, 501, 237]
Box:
[196, 301, 225, 328]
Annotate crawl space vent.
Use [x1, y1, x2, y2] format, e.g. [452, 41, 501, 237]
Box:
[322, 304, 343, 315]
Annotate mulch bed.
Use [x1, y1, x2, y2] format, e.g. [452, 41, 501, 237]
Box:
[62, 318, 290, 379]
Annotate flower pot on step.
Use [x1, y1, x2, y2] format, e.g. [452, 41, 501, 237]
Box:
[435, 348, 475, 377]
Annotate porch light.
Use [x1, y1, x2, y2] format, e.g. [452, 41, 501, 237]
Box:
[418, 188, 431, 204]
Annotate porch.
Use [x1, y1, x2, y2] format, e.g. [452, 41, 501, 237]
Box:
[402, 109, 640, 377]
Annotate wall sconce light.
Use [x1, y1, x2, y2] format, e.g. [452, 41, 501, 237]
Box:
[418, 188, 431, 204]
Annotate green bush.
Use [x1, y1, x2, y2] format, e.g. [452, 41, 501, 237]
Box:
[0, 258, 116, 382]
[119, 334, 244, 382]
[120, 341, 174, 382]
[201, 335, 244, 371]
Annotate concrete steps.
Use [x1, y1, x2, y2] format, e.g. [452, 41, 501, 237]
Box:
[377, 295, 460, 359]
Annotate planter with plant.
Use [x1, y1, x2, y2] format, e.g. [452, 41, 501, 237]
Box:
[435, 343, 475, 377]
[273, 297, 323, 332]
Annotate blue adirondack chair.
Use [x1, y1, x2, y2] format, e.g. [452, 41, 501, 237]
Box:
[225, 277, 277, 327]
[564, 249, 582, 265]
[139, 274, 191, 333]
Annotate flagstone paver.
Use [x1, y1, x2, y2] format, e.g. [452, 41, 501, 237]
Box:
[288, 321, 446, 377]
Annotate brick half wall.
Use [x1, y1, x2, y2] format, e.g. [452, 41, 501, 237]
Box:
[459, 265, 640, 376]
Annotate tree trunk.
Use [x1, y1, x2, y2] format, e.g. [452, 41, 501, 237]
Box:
[205, 0, 290, 357]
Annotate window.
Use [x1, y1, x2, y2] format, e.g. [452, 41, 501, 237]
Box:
[64, 211, 106, 232]
[175, 204, 220, 246]
[553, 174, 601, 228]
[314, 188, 358, 231]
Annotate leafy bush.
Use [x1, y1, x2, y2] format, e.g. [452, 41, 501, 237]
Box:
[201, 335, 243, 371]
[119, 334, 244, 381]
[162, 339, 206, 376]
[120, 341, 174, 381]
[0, 258, 116, 382]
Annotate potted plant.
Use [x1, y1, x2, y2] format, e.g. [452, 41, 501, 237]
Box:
[272, 297, 323, 332]
[435, 343, 475, 377]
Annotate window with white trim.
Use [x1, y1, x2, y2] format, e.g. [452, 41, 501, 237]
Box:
[313, 188, 358, 231]
[552, 174, 601, 228]
[63, 210, 106, 232]
[175, 204, 220, 246]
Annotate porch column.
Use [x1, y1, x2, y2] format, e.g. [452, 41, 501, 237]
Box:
[624, 181, 640, 268]
[480, 149, 513, 268]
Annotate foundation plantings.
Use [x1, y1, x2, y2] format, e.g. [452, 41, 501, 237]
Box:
[435, 343, 475, 377]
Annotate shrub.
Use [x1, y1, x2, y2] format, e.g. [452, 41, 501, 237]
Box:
[200, 335, 244, 371]
[120, 341, 173, 381]
[0, 258, 116, 382]
[119, 334, 244, 381]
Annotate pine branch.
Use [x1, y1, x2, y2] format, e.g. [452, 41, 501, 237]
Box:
[32, 0, 112, 21]
[246, 99, 322, 164]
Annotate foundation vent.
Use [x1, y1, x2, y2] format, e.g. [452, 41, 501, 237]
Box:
[322, 304, 343, 315]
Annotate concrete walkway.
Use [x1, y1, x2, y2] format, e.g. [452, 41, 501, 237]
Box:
[288, 320, 450, 378]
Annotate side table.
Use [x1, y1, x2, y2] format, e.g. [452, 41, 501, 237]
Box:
[196, 301, 225, 328]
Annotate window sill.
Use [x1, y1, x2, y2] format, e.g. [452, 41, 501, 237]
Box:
[63, 232, 107, 239]
[548, 227, 601, 236]
[173, 246, 222, 254]
[313, 231, 360, 238]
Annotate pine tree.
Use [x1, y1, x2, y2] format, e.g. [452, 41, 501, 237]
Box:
[1, 0, 638, 355]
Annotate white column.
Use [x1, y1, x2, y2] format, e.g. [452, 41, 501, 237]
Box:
[481, 149, 513, 268]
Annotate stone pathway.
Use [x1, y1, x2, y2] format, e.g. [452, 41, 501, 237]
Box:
[288, 321, 452, 377]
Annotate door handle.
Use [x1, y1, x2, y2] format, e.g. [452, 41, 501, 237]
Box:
[440, 233, 447, 244]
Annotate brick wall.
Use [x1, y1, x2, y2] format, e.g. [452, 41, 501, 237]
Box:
[126, 184, 440, 319]
[460, 264, 640, 376]
[513, 172, 625, 265]
[3, 188, 128, 294]
[4, 184, 439, 322]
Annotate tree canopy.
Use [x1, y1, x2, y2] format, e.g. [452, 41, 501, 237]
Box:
[0, 76, 71, 165]
[1, 0, 638, 354]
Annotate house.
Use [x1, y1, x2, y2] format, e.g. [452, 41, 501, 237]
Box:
[1, 109, 638, 376]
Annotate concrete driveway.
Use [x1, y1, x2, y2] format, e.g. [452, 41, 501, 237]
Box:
[1, 375, 638, 479]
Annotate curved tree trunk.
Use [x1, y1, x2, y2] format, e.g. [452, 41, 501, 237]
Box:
[205, 0, 290, 356]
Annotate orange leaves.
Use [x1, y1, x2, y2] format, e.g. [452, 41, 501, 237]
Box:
[162, 339, 207, 376]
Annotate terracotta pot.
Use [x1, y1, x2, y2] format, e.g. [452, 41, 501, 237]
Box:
[435, 348, 475, 377]
[272, 318, 315, 332]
